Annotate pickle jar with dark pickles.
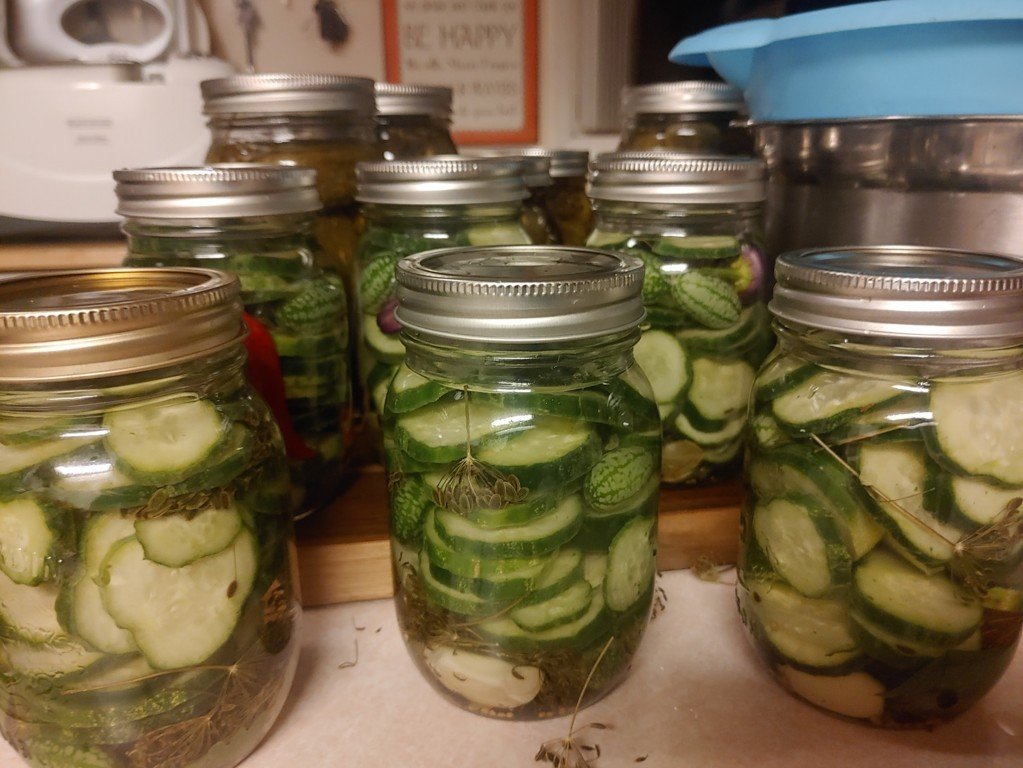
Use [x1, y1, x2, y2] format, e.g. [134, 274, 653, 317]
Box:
[467, 150, 561, 245]
[0, 269, 297, 768]
[619, 81, 751, 155]
[741, 246, 1023, 727]
[202, 73, 381, 336]
[384, 246, 660, 719]
[374, 83, 457, 160]
[115, 165, 352, 520]
[587, 152, 773, 485]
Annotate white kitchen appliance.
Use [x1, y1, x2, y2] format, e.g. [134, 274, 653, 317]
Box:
[0, 0, 234, 237]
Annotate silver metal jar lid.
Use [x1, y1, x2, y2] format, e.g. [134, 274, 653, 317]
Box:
[355, 156, 527, 205]
[375, 83, 452, 118]
[621, 81, 745, 117]
[465, 150, 552, 188]
[0, 268, 244, 383]
[771, 246, 1023, 342]
[475, 147, 589, 178]
[114, 165, 322, 219]
[202, 73, 375, 116]
[394, 246, 645, 343]
[587, 152, 765, 204]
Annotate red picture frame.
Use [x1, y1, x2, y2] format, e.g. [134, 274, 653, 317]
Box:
[382, 0, 538, 145]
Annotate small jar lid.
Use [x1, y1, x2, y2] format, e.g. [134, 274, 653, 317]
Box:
[0, 268, 244, 383]
[114, 165, 322, 219]
[202, 73, 375, 116]
[621, 81, 745, 117]
[771, 246, 1023, 342]
[375, 83, 452, 118]
[587, 152, 765, 204]
[394, 245, 644, 343]
[355, 156, 527, 205]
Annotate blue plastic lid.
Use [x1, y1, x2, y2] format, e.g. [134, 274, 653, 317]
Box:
[669, 0, 1023, 120]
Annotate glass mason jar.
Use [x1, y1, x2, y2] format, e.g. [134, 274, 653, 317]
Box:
[202, 73, 381, 338]
[374, 83, 457, 160]
[355, 156, 530, 427]
[741, 246, 1023, 727]
[467, 151, 561, 245]
[115, 166, 353, 520]
[586, 153, 773, 485]
[384, 246, 660, 719]
[542, 148, 592, 247]
[618, 81, 752, 155]
[0, 269, 298, 768]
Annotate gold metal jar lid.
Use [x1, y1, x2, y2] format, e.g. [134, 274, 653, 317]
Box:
[0, 268, 244, 383]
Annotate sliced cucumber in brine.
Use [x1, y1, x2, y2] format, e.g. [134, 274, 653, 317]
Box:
[742, 580, 860, 671]
[388, 365, 451, 413]
[104, 398, 227, 483]
[929, 371, 1023, 485]
[685, 357, 756, 430]
[753, 494, 851, 598]
[99, 529, 257, 669]
[0, 497, 55, 585]
[134, 504, 245, 568]
[852, 547, 982, 647]
[633, 329, 690, 405]
[474, 418, 600, 491]
[604, 517, 655, 613]
[772, 370, 906, 435]
[393, 398, 527, 464]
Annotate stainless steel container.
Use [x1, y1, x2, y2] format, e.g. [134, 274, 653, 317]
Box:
[755, 117, 1023, 257]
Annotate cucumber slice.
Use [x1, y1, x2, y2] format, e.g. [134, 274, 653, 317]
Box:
[418, 549, 500, 615]
[660, 439, 704, 484]
[477, 589, 609, 652]
[0, 571, 63, 644]
[363, 314, 406, 364]
[778, 666, 886, 721]
[521, 548, 584, 605]
[652, 235, 740, 260]
[423, 509, 550, 579]
[99, 529, 257, 669]
[0, 435, 95, 481]
[68, 575, 138, 654]
[104, 398, 227, 483]
[464, 490, 564, 530]
[753, 495, 852, 598]
[754, 357, 817, 402]
[423, 645, 541, 710]
[944, 474, 1023, 529]
[856, 441, 961, 566]
[427, 556, 543, 602]
[0, 417, 80, 446]
[582, 552, 608, 589]
[389, 365, 450, 413]
[465, 222, 530, 246]
[433, 494, 583, 558]
[134, 505, 244, 568]
[826, 396, 930, 445]
[674, 409, 744, 446]
[82, 513, 137, 578]
[4, 636, 103, 678]
[749, 446, 884, 560]
[475, 418, 601, 491]
[742, 580, 860, 670]
[604, 517, 655, 612]
[852, 548, 982, 646]
[929, 372, 1023, 485]
[0, 497, 55, 585]
[633, 330, 690, 404]
[687, 357, 756, 427]
[394, 399, 525, 464]
[511, 579, 593, 632]
[674, 304, 770, 353]
[772, 371, 904, 434]
[750, 413, 789, 450]
[850, 608, 947, 667]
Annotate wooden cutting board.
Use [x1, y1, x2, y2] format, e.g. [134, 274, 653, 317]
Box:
[295, 466, 743, 606]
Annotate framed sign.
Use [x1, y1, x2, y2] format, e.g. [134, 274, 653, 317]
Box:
[382, 0, 538, 144]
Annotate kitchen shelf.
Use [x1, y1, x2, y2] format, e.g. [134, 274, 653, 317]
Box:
[0, 240, 126, 271]
[296, 465, 743, 605]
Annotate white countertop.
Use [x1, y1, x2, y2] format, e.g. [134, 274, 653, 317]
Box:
[3, 569, 1021, 768]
